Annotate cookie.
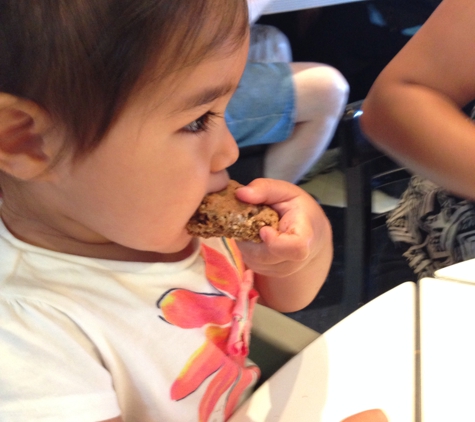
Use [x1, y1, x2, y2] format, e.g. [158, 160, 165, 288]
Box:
[186, 180, 279, 243]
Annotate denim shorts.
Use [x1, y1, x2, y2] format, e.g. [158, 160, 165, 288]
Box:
[225, 62, 296, 148]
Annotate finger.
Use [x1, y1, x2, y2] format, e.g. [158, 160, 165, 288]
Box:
[259, 224, 281, 244]
[235, 178, 300, 206]
[340, 409, 388, 422]
[264, 229, 312, 261]
[237, 232, 298, 267]
[241, 225, 311, 264]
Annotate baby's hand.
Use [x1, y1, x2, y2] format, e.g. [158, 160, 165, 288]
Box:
[235, 178, 329, 279]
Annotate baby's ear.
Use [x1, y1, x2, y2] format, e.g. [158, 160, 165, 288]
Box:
[0, 93, 58, 180]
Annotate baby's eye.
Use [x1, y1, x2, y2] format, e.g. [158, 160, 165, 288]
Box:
[182, 111, 219, 134]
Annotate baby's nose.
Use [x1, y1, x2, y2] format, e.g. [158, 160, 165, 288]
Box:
[211, 128, 239, 172]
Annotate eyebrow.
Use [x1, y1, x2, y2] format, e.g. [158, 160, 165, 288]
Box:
[171, 83, 236, 114]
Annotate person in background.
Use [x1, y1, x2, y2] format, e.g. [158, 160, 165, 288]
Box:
[227, 60, 349, 184]
[362, 0, 475, 278]
[227, 0, 349, 184]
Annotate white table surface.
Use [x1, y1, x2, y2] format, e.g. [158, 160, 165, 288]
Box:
[433, 258, 475, 284]
[419, 275, 475, 421]
[262, 0, 365, 15]
[230, 282, 417, 422]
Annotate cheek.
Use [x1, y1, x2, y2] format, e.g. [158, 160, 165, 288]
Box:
[117, 178, 205, 247]
[64, 131, 210, 250]
[119, 202, 194, 253]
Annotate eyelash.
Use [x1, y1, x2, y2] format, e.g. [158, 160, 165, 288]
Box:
[182, 111, 220, 134]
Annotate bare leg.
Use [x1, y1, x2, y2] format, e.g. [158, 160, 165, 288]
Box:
[264, 63, 349, 183]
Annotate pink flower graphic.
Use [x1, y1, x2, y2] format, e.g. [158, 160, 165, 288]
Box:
[157, 240, 260, 421]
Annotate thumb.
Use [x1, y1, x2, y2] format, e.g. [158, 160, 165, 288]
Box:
[235, 178, 297, 206]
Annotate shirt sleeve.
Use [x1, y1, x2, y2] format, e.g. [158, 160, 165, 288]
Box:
[0, 296, 121, 422]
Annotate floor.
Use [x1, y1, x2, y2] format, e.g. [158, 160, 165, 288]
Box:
[254, 3, 419, 334]
[299, 167, 400, 214]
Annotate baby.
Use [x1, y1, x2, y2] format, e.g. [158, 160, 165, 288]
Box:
[0, 1, 332, 421]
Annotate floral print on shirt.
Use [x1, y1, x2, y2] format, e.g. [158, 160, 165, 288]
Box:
[157, 238, 260, 421]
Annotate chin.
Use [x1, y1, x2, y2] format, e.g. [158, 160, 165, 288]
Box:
[137, 228, 195, 256]
[161, 232, 195, 253]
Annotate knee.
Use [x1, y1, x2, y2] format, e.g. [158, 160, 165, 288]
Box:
[292, 63, 349, 120]
[308, 65, 349, 115]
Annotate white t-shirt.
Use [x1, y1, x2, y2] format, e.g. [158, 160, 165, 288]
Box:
[0, 220, 259, 422]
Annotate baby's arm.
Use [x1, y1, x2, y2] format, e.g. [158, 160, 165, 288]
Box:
[361, 0, 475, 199]
[235, 178, 333, 313]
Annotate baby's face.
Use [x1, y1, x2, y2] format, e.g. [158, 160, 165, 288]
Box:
[44, 38, 249, 259]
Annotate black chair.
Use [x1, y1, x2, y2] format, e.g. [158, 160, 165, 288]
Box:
[338, 100, 411, 319]
[229, 100, 412, 321]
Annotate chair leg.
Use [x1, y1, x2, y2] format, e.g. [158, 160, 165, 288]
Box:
[342, 163, 372, 319]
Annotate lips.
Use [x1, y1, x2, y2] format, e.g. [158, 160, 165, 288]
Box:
[207, 172, 230, 195]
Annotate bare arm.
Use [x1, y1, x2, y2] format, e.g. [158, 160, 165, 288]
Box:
[236, 179, 333, 313]
[253, 203, 332, 312]
[361, 0, 475, 199]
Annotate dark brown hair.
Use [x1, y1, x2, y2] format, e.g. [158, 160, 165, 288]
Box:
[0, 0, 249, 155]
